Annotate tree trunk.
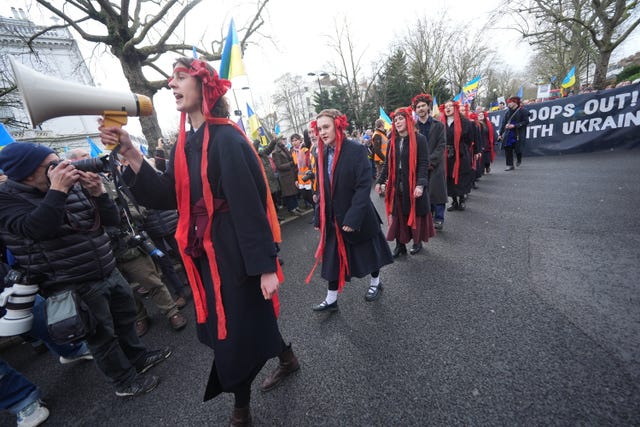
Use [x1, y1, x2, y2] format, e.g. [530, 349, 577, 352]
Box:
[119, 58, 164, 154]
[592, 49, 613, 90]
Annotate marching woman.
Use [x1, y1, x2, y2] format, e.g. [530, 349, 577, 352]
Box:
[376, 107, 434, 256]
[308, 109, 393, 308]
[468, 112, 484, 187]
[477, 110, 496, 174]
[100, 57, 299, 426]
[440, 101, 475, 211]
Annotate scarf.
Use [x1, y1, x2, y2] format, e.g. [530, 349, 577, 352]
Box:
[385, 107, 418, 228]
[440, 102, 462, 184]
[305, 114, 350, 291]
[483, 115, 496, 162]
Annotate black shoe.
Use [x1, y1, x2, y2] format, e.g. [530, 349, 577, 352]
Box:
[458, 200, 466, 211]
[115, 375, 159, 397]
[392, 244, 407, 258]
[365, 283, 383, 302]
[434, 220, 443, 230]
[505, 166, 515, 171]
[447, 201, 458, 211]
[409, 243, 423, 255]
[136, 347, 172, 374]
[312, 300, 338, 312]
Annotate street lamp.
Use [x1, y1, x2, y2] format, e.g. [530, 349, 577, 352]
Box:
[307, 72, 329, 92]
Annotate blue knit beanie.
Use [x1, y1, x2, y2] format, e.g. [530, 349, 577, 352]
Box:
[0, 142, 55, 182]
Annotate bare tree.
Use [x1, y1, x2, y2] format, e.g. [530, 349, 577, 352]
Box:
[404, 13, 452, 93]
[500, 0, 640, 89]
[33, 0, 270, 150]
[445, 30, 495, 95]
[327, 18, 384, 129]
[272, 73, 312, 135]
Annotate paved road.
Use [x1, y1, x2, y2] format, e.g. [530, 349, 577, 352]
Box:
[2, 149, 639, 426]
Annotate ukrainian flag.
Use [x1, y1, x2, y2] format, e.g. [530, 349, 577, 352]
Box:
[87, 137, 103, 158]
[219, 19, 246, 80]
[462, 75, 481, 93]
[379, 107, 392, 131]
[561, 66, 576, 89]
[0, 123, 14, 151]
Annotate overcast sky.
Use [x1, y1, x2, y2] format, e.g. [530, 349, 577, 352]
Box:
[2, 0, 638, 136]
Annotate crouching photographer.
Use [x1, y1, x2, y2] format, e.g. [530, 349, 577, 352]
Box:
[0, 142, 171, 398]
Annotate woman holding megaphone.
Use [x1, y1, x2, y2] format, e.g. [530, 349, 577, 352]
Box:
[99, 58, 299, 426]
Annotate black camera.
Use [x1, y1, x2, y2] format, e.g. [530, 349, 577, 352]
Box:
[49, 154, 111, 173]
[301, 170, 315, 182]
[129, 231, 165, 259]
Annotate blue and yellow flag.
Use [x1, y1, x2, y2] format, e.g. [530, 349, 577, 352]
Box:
[219, 19, 246, 80]
[463, 75, 481, 93]
[246, 103, 269, 145]
[432, 96, 439, 118]
[379, 107, 392, 131]
[87, 137, 103, 158]
[517, 86, 524, 98]
[561, 66, 576, 89]
[0, 123, 15, 151]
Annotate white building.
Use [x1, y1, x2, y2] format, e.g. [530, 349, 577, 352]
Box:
[0, 8, 145, 155]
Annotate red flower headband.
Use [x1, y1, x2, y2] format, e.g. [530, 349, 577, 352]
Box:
[171, 59, 232, 117]
[310, 114, 349, 137]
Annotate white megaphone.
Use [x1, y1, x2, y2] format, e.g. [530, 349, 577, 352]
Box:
[9, 57, 153, 149]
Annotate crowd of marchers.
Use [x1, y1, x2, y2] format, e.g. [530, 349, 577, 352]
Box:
[0, 66, 529, 426]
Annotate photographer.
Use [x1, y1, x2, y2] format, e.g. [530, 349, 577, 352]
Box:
[68, 149, 188, 336]
[0, 142, 171, 398]
[103, 181, 187, 336]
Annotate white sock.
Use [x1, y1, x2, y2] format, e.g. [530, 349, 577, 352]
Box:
[325, 290, 338, 304]
[370, 275, 380, 287]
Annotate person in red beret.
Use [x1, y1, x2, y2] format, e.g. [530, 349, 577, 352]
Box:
[498, 97, 529, 170]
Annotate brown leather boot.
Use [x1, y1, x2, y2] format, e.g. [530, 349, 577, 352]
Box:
[229, 405, 252, 426]
[260, 345, 300, 391]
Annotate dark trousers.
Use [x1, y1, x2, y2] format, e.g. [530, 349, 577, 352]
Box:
[505, 146, 515, 166]
[76, 268, 147, 388]
[431, 204, 446, 222]
[283, 195, 298, 211]
[150, 235, 186, 297]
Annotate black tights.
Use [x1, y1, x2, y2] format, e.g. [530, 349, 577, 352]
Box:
[233, 384, 251, 408]
[328, 271, 379, 291]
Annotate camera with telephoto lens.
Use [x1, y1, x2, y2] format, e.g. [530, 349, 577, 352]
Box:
[129, 231, 165, 259]
[0, 269, 39, 337]
[49, 154, 111, 173]
[301, 170, 315, 182]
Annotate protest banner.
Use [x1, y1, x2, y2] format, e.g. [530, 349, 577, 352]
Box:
[489, 82, 640, 156]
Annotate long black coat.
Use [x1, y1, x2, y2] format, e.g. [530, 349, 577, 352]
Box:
[124, 124, 284, 398]
[445, 117, 475, 196]
[417, 117, 448, 205]
[316, 139, 392, 281]
[377, 132, 430, 216]
[500, 106, 529, 150]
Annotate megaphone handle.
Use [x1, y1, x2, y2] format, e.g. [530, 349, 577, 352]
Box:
[103, 111, 129, 150]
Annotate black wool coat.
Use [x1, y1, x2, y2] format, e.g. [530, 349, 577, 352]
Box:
[124, 124, 284, 398]
[316, 139, 393, 281]
[377, 131, 430, 216]
[445, 117, 475, 197]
